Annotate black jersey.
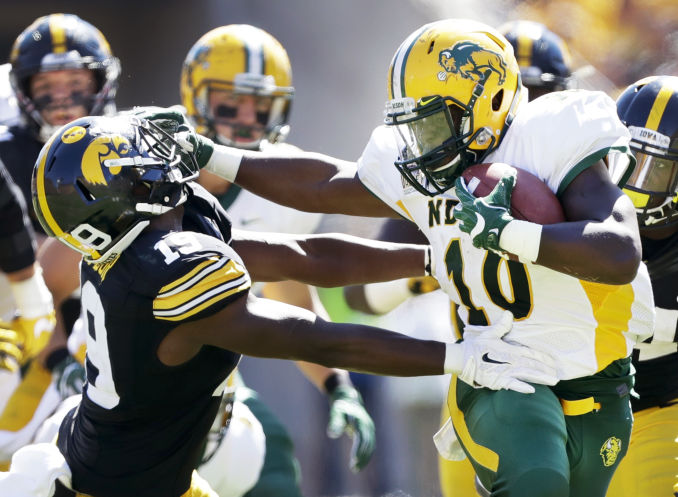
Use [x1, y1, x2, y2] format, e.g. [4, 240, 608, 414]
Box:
[631, 233, 678, 411]
[57, 184, 250, 497]
[0, 125, 44, 233]
[0, 159, 35, 272]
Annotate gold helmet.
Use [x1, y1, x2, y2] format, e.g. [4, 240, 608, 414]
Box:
[385, 19, 524, 196]
[180, 24, 293, 149]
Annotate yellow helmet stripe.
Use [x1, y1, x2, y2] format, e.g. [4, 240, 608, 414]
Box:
[34, 134, 100, 258]
[645, 85, 673, 130]
[516, 33, 533, 68]
[49, 13, 67, 54]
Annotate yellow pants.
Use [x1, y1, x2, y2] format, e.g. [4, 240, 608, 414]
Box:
[438, 404, 478, 497]
[606, 402, 678, 497]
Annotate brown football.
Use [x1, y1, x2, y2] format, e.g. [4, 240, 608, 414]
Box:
[460, 162, 566, 225]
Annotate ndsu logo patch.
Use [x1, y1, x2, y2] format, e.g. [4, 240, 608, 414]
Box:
[600, 436, 622, 467]
[438, 42, 507, 85]
[81, 134, 131, 186]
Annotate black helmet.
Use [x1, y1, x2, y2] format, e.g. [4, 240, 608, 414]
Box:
[616, 75, 678, 230]
[32, 115, 199, 263]
[498, 20, 572, 94]
[9, 13, 120, 141]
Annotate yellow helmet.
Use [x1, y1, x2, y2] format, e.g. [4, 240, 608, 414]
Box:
[180, 24, 293, 149]
[385, 19, 524, 196]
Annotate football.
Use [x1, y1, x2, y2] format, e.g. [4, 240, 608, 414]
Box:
[460, 162, 566, 225]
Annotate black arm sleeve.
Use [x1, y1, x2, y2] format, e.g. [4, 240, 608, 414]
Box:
[0, 160, 36, 273]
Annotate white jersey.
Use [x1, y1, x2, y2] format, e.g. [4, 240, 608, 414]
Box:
[358, 90, 655, 380]
[225, 142, 323, 234]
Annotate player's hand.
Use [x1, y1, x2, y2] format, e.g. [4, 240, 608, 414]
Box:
[51, 354, 85, 399]
[128, 105, 215, 169]
[174, 127, 215, 169]
[326, 385, 376, 472]
[458, 311, 558, 393]
[407, 275, 440, 295]
[11, 312, 56, 365]
[127, 105, 189, 132]
[0, 328, 21, 373]
[453, 172, 516, 253]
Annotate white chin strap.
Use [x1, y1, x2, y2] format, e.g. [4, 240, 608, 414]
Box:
[87, 220, 150, 263]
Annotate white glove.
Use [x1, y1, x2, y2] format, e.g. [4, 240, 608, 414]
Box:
[445, 311, 558, 393]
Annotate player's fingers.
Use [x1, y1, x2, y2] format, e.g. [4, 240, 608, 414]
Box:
[326, 410, 347, 439]
[453, 177, 476, 203]
[489, 170, 516, 207]
[350, 424, 376, 472]
[500, 378, 536, 394]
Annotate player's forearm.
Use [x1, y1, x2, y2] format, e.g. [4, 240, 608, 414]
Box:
[234, 297, 445, 376]
[295, 235, 427, 286]
[227, 148, 352, 213]
[536, 220, 641, 284]
[290, 319, 446, 376]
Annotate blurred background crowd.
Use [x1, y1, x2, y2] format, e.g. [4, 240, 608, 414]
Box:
[0, 0, 676, 496]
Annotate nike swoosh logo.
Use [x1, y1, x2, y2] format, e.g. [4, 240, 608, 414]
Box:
[238, 217, 262, 227]
[469, 213, 485, 240]
[482, 352, 508, 365]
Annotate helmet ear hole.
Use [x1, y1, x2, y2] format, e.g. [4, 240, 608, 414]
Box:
[492, 89, 504, 111]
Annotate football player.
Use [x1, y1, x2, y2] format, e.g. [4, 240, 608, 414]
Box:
[605, 75, 678, 497]
[436, 19, 575, 496]
[0, 13, 112, 467]
[4, 113, 558, 497]
[180, 25, 375, 495]
[156, 18, 655, 496]
[498, 20, 573, 100]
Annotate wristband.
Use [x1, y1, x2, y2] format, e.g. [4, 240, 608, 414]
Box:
[323, 371, 352, 395]
[498, 220, 542, 263]
[204, 144, 245, 182]
[9, 267, 54, 318]
[443, 342, 463, 374]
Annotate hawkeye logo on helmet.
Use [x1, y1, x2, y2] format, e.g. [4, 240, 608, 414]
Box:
[81, 135, 131, 186]
[438, 42, 507, 85]
[61, 125, 86, 144]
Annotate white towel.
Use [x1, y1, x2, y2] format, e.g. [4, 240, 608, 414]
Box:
[433, 416, 467, 461]
[0, 443, 72, 497]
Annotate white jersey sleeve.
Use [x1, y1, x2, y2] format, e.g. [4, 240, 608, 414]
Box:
[488, 90, 635, 195]
[356, 125, 412, 219]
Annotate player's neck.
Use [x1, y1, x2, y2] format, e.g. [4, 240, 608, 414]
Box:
[148, 206, 184, 232]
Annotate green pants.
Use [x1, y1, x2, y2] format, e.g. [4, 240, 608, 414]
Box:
[451, 358, 633, 497]
[238, 387, 303, 497]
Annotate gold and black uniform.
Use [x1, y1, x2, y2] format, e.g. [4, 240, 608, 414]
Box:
[57, 184, 250, 497]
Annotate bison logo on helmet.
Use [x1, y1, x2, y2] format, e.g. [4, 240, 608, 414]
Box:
[81, 134, 131, 186]
[438, 42, 507, 85]
[599, 436, 622, 467]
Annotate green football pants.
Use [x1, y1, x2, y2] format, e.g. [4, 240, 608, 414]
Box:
[449, 358, 634, 497]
